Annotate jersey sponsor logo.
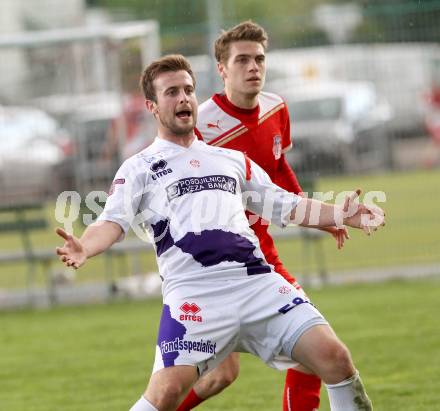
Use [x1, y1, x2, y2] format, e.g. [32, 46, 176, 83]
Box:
[150, 159, 173, 180]
[160, 337, 217, 355]
[180, 302, 202, 322]
[190, 159, 200, 168]
[207, 120, 221, 130]
[166, 175, 237, 201]
[273, 135, 282, 160]
[108, 178, 125, 195]
[278, 296, 313, 314]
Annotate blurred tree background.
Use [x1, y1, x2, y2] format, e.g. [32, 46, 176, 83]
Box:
[86, 0, 440, 54]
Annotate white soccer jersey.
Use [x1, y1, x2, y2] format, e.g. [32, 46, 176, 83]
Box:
[98, 137, 300, 295]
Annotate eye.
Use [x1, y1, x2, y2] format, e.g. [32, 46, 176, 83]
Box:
[256, 56, 265, 64]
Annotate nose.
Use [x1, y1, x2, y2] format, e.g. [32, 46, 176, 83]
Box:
[179, 89, 189, 102]
[249, 59, 259, 72]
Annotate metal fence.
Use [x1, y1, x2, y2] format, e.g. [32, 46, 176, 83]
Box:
[0, 20, 159, 204]
[141, 0, 440, 177]
[0, 1, 439, 306]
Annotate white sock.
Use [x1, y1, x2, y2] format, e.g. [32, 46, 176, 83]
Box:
[326, 371, 373, 411]
[129, 395, 158, 411]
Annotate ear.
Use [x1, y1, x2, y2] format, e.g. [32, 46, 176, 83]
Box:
[217, 62, 227, 81]
[145, 99, 158, 115]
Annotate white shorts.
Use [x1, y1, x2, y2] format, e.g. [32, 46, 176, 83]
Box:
[152, 273, 327, 376]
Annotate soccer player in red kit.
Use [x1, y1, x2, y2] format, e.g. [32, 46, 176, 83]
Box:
[177, 21, 349, 411]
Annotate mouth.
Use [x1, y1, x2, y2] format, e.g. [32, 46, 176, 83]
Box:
[175, 109, 192, 119]
[247, 77, 261, 82]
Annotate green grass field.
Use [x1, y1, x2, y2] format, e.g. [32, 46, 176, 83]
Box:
[1, 278, 439, 411]
[1, 169, 439, 289]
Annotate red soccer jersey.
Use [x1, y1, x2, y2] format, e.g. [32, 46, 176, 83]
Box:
[196, 92, 303, 284]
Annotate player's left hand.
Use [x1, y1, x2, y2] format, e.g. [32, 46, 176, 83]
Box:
[342, 189, 385, 235]
[321, 226, 349, 250]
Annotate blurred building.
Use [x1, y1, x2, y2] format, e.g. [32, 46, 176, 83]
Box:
[0, 0, 86, 103]
[0, 0, 85, 32]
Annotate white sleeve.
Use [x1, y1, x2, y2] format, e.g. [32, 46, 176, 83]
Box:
[97, 159, 145, 234]
[242, 157, 301, 227]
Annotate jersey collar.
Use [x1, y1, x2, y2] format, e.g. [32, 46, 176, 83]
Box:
[213, 93, 260, 124]
[154, 135, 201, 150]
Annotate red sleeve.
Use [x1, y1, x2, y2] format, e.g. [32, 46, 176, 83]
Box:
[275, 155, 303, 195]
[281, 104, 292, 152]
[194, 127, 204, 141]
[243, 153, 252, 181]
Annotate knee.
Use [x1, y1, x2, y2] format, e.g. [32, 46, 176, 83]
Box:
[147, 383, 187, 410]
[205, 366, 239, 393]
[196, 361, 240, 397]
[218, 355, 240, 388]
[321, 342, 355, 384]
[217, 363, 240, 387]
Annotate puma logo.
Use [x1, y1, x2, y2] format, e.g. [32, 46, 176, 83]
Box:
[207, 120, 221, 130]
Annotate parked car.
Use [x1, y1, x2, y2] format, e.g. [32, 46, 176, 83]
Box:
[266, 80, 393, 175]
[33, 92, 154, 195]
[0, 105, 71, 204]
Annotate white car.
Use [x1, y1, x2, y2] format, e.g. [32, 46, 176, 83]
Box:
[0, 105, 70, 203]
[266, 80, 393, 175]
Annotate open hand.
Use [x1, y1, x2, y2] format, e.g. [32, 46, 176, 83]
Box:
[322, 226, 350, 249]
[55, 227, 87, 269]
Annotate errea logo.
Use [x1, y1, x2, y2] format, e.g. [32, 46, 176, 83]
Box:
[180, 302, 203, 322]
[150, 159, 173, 180]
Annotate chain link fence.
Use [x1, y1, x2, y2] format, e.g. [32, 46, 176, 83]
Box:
[0, 20, 159, 204]
[0, 1, 439, 306]
[114, 0, 440, 177]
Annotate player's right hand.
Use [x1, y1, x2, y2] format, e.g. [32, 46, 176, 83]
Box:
[55, 227, 87, 269]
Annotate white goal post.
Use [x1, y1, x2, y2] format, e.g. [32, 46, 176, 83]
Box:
[0, 21, 160, 196]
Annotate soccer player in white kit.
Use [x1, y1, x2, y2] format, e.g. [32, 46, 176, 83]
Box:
[56, 55, 384, 411]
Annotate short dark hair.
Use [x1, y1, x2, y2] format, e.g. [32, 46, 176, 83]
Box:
[214, 20, 268, 63]
[139, 54, 196, 101]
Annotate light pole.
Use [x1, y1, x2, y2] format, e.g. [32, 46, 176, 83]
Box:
[206, 0, 223, 91]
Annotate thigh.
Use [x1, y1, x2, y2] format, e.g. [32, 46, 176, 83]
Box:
[238, 274, 328, 370]
[290, 323, 353, 379]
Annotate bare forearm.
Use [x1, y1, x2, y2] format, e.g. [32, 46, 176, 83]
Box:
[79, 221, 123, 258]
[290, 198, 342, 228]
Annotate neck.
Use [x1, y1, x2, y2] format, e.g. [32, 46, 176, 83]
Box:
[225, 88, 259, 109]
[158, 128, 195, 148]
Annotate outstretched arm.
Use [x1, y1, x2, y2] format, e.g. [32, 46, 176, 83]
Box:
[290, 190, 385, 234]
[243, 157, 385, 235]
[56, 221, 123, 269]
